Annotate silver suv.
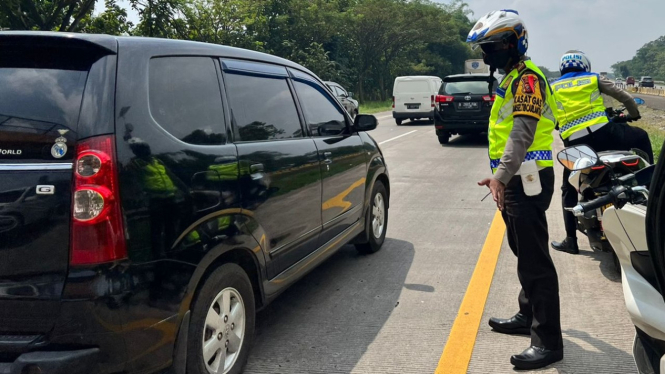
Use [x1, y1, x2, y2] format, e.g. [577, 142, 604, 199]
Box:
[325, 81, 359, 118]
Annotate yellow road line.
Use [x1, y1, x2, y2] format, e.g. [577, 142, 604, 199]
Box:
[434, 210, 506, 374]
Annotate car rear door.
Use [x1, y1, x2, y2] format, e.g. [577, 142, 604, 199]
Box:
[0, 36, 115, 336]
[646, 144, 665, 302]
[394, 78, 432, 113]
[221, 60, 322, 278]
[290, 70, 366, 245]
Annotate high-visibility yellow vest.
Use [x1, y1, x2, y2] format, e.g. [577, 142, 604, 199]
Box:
[552, 72, 610, 140]
[488, 60, 557, 173]
[133, 158, 177, 198]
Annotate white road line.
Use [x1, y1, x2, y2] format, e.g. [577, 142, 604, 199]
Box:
[379, 130, 417, 145]
[375, 114, 392, 120]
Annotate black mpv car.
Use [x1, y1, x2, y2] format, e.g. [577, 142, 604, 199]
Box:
[434, 74, 498, 144]
[0, 32, 389, 374]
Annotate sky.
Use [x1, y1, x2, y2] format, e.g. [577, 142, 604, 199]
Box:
[97, 0, 665, 73]
[435, 0, 665, 72]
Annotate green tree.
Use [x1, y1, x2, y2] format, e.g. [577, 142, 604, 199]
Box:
[0, 0, 96, 31]
[612, 35, 665, 81]
[83, 0, 133, 35]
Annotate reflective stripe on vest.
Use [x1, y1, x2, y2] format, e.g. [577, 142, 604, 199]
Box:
[490, 150, 553, 170]
[488, 60, 556, 173]
[552, 72, 610, 140]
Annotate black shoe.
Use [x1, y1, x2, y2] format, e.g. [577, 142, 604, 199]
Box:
[511, 346, 563, 370]
[488, 313, 531, 336]
[551, 237, 579, 254]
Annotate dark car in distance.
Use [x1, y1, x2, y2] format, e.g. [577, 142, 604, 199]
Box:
[640, 76, 655, 88]
[433, 74, 498, 144]
[0, 32, 390, 374]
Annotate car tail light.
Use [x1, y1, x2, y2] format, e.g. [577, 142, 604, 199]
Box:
[435, 95, 454, 103]
[482, 95, 496, 102]
[591, 166, 605, 170]
[392, 96, 395, 109]
[431, 95, 435, 108]
[71, 135, 126, 265]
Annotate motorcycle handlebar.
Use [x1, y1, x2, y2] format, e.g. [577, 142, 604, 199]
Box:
[570, 186, 629, 217]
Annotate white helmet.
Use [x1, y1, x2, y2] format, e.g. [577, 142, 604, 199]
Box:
[559, 50, 591, 74]
[467, 9, 529, 56]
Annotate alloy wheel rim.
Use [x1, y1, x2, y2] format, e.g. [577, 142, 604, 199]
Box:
[202, 287, 246, 374]
[372, 193, 385, 239]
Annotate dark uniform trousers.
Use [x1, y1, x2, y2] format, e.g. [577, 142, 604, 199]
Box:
[502, 167, 563, 350]
[561, 121, 653, 238]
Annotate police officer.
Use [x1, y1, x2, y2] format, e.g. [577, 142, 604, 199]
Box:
[469, 10, 563, 369]
[550, 51, 653, 254]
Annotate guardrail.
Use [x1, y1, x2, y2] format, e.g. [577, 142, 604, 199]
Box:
[628, 86, 665, 97]
[614, 84, 665, 97]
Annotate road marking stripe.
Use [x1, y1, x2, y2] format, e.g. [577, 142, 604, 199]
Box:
[378, 130, 417, 145]
[434, 209, 506, 374]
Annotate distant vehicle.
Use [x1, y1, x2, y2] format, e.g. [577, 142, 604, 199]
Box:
[324, 81, 359, 119]
[640, 76, 655, 88]
[392, 76, 442, 125]
[627, 76, 636, 86]
[616, 77, 623, 82]
[464, 59, 490, 74]
[433, 73, 498, 144]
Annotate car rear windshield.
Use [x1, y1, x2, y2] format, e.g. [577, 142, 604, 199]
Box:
[643, 77, 653, 81]
[0, 47, 91, 137]
[395, 80, 429, 93]
[441, 79, 497, 95]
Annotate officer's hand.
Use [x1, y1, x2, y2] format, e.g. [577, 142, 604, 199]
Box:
[478, 178, 506, 211]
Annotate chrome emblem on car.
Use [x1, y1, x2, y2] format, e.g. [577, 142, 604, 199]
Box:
[51, 142, 67, 158]
[465, 96, 472, 101]
[36, 185, 55, 195]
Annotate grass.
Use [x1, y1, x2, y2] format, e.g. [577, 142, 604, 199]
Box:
[608, 98, 665, 162]
[358, 100, 392, 114]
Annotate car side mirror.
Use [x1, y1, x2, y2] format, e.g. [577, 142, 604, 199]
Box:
[557, 145, 599, 171]
[348, 92, 354, 98]
[353, 114, 378, 132]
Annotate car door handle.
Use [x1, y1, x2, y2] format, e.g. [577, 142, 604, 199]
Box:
[250, 163, 264, 173]
[323, 152, 333, 164]
[250, 163, 264, 180]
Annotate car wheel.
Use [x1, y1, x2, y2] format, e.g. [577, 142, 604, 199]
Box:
[187, 263, 255, 374]
[356, 181, 388, 254]
[438, 132, 450, 144]
[395, 119, 402, 126]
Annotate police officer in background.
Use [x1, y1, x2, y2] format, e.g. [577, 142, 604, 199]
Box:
[550, 50, 653, 254]
[469, 10, 564, 369]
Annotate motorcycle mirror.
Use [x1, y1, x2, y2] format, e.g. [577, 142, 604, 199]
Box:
[557, 145, 600, 171]
[634, 97, 646, 105]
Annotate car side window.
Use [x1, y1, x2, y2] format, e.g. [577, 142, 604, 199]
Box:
[224, 73, 303, 142]
[334, 86, 346, 97]
[293, 80, 347, 137]
[148, 57, 226, 145]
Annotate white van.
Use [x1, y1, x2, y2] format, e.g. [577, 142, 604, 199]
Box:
[392, 76, 442, 125]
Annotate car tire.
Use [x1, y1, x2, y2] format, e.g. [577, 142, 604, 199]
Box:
[396, 119, 402, 126]
[355, 181, 388, 254]
[186, 263, 256, 374]
[438, 132, 450, 144]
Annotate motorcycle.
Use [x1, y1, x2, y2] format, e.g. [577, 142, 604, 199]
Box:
[564, 98, 650, 263]
[557, 144, 663, 374]
[563, 145, 650, 262]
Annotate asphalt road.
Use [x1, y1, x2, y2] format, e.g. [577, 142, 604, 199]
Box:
[633, 92, 665, 111]
[243, 115, 636, 373]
